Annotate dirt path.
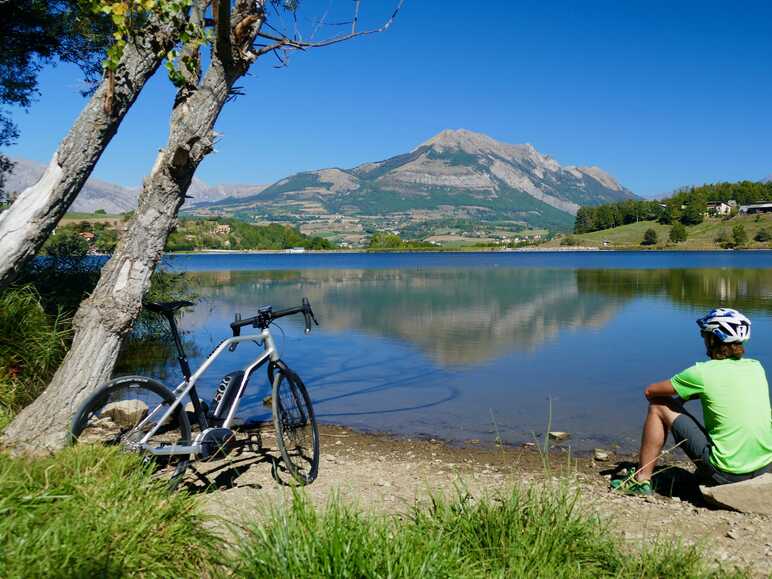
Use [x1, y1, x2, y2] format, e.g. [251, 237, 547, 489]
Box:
[192, 426, 771, 576]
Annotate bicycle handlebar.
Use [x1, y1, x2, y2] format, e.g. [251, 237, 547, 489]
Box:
[230, 298, 319, 337]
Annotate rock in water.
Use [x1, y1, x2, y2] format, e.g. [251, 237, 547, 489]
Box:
[699, 474, 772, 515]
[548, 431, 570, 442]
[102, 400, 149, 427]
[593, 448, 610, 461]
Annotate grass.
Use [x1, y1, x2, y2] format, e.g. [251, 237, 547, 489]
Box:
[0, 286, 72, 430]
[235, 489, 742, 578]
[0, 445, 221, 578]
[550, 214, 772, 250]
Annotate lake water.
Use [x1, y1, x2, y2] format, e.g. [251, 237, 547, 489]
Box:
[119, 251, 772, 452]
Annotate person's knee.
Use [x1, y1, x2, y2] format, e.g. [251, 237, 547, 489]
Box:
[648, 397, 683, 424]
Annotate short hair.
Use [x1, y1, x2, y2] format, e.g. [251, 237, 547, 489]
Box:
[703, 332, 745, 360]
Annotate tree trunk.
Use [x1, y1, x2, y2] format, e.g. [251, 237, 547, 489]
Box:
[0, 16, 182, 289]
[1, 1, 265, 454]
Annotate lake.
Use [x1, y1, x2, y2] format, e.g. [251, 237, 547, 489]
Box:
[118, 251, 772, 452]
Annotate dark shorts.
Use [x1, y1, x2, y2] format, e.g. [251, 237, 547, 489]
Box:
[671, 413, 770, 486]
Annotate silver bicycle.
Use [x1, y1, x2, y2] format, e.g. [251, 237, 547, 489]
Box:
[71, 298, 320, 485]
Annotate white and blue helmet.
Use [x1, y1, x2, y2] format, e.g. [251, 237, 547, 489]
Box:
[697, 308, 751, 343]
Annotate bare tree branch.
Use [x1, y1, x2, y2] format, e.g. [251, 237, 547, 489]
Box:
[256, 0, 404, 54]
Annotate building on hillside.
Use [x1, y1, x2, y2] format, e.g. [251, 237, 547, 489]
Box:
[78, 231, 96, 241]
[706, 201, 735, 216]
[739, 203, 772, 215]
[214, 223, 231, 235]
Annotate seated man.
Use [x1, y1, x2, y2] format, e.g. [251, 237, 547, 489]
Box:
[613, 308, 772, 495]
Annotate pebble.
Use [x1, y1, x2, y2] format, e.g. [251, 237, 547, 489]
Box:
[335, 440, 343, 446]
[727, 529, 740, 540]
[593, 448, 610, 461]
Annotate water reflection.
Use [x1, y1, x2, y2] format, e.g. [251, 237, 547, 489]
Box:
[176, 268, 771, 364]
[183, 269, 625, 364]
[115, 264, 772, 450]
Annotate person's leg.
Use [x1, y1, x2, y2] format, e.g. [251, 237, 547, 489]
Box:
[636, 397, 683, 482]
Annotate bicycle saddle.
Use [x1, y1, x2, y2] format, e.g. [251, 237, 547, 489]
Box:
[143, 300, 194, 314]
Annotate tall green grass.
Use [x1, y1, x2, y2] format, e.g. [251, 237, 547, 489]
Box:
[0, 286, 72, 429]
[235, 489, 744, 578]
[0, 445, 220, 578]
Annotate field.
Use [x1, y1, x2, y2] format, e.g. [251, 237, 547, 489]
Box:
[550, 214, 772, 250]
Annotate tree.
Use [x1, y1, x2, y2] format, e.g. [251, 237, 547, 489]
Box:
[669, 222, 687, 243]
[2, 0, 404, 453]
[0, 1, 197, 288]
[641, 228, 658, 246]
[754, 228, 771, 243]
[680, 201, 704, 226]
[0, 1, 109, 202]
[732, 224, 748, 246]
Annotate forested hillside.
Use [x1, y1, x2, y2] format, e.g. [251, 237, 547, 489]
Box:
[575, 180, 772, 234]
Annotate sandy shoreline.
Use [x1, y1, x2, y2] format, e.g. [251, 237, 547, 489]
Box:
[193, 425, 771, 576]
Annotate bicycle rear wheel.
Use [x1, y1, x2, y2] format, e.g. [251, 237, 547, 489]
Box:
[71, 376, 191, 479]
[271, 365, 319, 485]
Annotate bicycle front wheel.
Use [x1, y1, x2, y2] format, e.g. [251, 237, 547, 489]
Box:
[271, 365, 320, 485]
[71, 376, 191, 476]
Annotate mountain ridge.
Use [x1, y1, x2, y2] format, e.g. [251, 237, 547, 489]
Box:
[4, 158, 267, 213]
[187, 129, 637, 242]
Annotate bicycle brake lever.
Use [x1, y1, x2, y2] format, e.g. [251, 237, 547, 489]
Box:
[228, 342, 238, 352]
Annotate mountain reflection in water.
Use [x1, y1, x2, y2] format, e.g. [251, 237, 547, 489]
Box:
[118, 264, 772, 451]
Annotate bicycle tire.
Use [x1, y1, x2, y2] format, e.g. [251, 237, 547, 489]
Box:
[271, 364, 320, 485]
[70, 376, 191, 482]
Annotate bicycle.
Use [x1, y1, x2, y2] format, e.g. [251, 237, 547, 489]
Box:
[70, 298, 321, 486]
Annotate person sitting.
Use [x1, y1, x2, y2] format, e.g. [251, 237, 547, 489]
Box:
[612, 308, 772, 495]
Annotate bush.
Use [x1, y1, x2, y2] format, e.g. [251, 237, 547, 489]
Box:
[43, 229, 89, 259]
[732, 224, 748, 246]
[0, 286, 72, 429]
[641, 228, 658, 246]
[235, 489, 733, 578]
[754, 228, 770, 242]
[669, 223, 688, 243]
[715, 229, 731, 244]
[560, 236, 580, 246]
[0, 446, 221, 578]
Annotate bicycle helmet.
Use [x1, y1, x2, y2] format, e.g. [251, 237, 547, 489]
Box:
[696, 308, 751, 343]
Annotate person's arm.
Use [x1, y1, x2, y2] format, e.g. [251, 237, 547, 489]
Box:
[644, 379, 677, 400]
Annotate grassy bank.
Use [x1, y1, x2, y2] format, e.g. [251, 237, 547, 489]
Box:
[235, 489, 740, 578]
[0, 444, 743, 578]
[552, 213, 772, 250]
[0, 446, 221, 578]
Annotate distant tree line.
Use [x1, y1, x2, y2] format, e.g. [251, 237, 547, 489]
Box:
[575, 180, 772, 234]
[165, 218, 334, 252]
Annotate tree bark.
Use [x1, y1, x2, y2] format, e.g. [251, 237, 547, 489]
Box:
[0, 15, 182, 289]
[1, 1, 265, 454]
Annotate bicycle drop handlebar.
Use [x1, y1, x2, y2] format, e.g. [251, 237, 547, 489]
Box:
[230, 297, 319, 337]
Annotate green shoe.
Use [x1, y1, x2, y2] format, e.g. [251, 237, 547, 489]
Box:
[610, 470, 654, 496]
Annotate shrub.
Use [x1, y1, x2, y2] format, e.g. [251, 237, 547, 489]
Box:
[715, 229, 731, 244]
[0, 446, 221, 578]
[560, 236, 580, 246]
[732, 223, 748, 246]
[669, 223, 688, 243]
[641, 228, 658, 246]
[754, 228, 770, 242]
[0, 286, 72, 429]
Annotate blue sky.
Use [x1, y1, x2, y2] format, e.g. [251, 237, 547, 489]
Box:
[6, 0, 772, 197]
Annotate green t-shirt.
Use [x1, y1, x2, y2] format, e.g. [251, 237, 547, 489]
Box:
[671, 358, 772, 474]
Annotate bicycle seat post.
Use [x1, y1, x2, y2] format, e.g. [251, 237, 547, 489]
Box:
[163, 311, 191, 381]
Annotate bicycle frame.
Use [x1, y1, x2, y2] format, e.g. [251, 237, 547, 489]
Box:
[134, 327, 281, 457]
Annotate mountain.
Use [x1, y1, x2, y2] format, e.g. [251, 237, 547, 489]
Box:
[4, 158, 266, 213]
[187, 129, 636, 238]
[5, 158, 138, 213]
